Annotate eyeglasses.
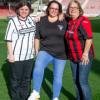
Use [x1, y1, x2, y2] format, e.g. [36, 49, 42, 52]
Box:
[49, 7, 59, 11]
[69, 7, 79, 10]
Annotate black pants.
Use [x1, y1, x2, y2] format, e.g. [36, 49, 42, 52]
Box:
[9, 59, 34, 100]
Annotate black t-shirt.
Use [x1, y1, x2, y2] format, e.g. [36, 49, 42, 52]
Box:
[35, 16, 67, 60]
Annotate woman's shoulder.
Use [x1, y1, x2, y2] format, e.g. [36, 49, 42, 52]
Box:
[80, 16, 91, 24]
[79, 16, 92, 28]
[81, 16, 90, 22]
[10, 16, 18, 20]
[40, 16, 47, 21]
[64, 16, 72, 23]
[8, 16, 18, 24]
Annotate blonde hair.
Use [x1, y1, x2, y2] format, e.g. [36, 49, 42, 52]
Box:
[66, 0, 84, 17]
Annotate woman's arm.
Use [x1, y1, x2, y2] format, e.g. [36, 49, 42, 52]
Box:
[7, 42, 15, 62]
[83, 39, 92, 55]
[81, 39, 92, 65]
[32, 12, 46, 22]
[34, 38, 40, 56]
[5, 19, 15, 62]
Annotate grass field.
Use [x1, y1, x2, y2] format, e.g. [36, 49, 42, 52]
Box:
[0, 17, 100, 100]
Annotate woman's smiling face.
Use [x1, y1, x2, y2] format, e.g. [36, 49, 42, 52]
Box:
[18, 5, 30, 18]
[49, 2, 59, 17]
[69, 2, 80, 19]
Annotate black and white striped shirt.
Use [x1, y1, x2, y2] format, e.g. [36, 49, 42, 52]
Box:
[5, 16, 36, 61]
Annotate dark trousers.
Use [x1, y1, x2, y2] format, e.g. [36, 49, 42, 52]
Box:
[9, 59, 34, 100]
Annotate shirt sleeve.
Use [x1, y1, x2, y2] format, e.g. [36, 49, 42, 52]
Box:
[5, 19, 15, 42]
[35, 22, 40, 39]
[81, 18, 93, 39]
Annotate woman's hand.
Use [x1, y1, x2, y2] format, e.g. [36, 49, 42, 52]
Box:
[33, 12, 46, 22]
[81, 53, 89, 65]
[35, 50, 39, 57]
[7, 54, 15, 63]
[81, 39, 92, 65]
[58, 13, 65, 21]
[34, 16, 41, 22]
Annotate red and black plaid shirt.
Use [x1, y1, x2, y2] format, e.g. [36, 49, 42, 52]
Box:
[65, 16, 95, 62]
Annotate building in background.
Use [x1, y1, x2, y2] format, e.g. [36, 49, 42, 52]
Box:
[49, 0, 100, 16]
[0, 0, 100, 17]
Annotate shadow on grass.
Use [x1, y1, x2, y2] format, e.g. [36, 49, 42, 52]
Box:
[1, 59, 35, 99]
[1, 60, 11, 97]
[42, 67, 75, 100]
[92, 59, 100, 76]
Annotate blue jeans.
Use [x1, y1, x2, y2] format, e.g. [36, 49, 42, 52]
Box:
[33, 51, 66, 99]
[70, 60, 92, 100]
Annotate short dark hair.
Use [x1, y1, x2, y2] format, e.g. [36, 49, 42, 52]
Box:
[66, 0, 84, 17]
[15, 0, 33, 15]
[46, 0, 62, 16]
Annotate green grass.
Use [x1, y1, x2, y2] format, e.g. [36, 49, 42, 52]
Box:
[0, 17, 100, 100]
[0, 19, 8, 42]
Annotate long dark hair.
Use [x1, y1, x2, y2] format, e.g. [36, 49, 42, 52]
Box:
[46, 0, 62, 16]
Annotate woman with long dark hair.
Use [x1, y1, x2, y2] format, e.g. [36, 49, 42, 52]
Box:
[28, 1, 67, 100]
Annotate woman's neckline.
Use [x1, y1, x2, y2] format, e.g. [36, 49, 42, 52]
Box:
[18, 16, 27, 21]
[47, 16, 58, 23]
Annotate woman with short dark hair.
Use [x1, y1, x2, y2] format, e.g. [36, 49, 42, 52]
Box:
[5, 1, 36, 100]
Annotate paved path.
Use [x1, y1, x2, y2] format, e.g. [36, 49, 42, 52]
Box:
[0, 6, 16, 18]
